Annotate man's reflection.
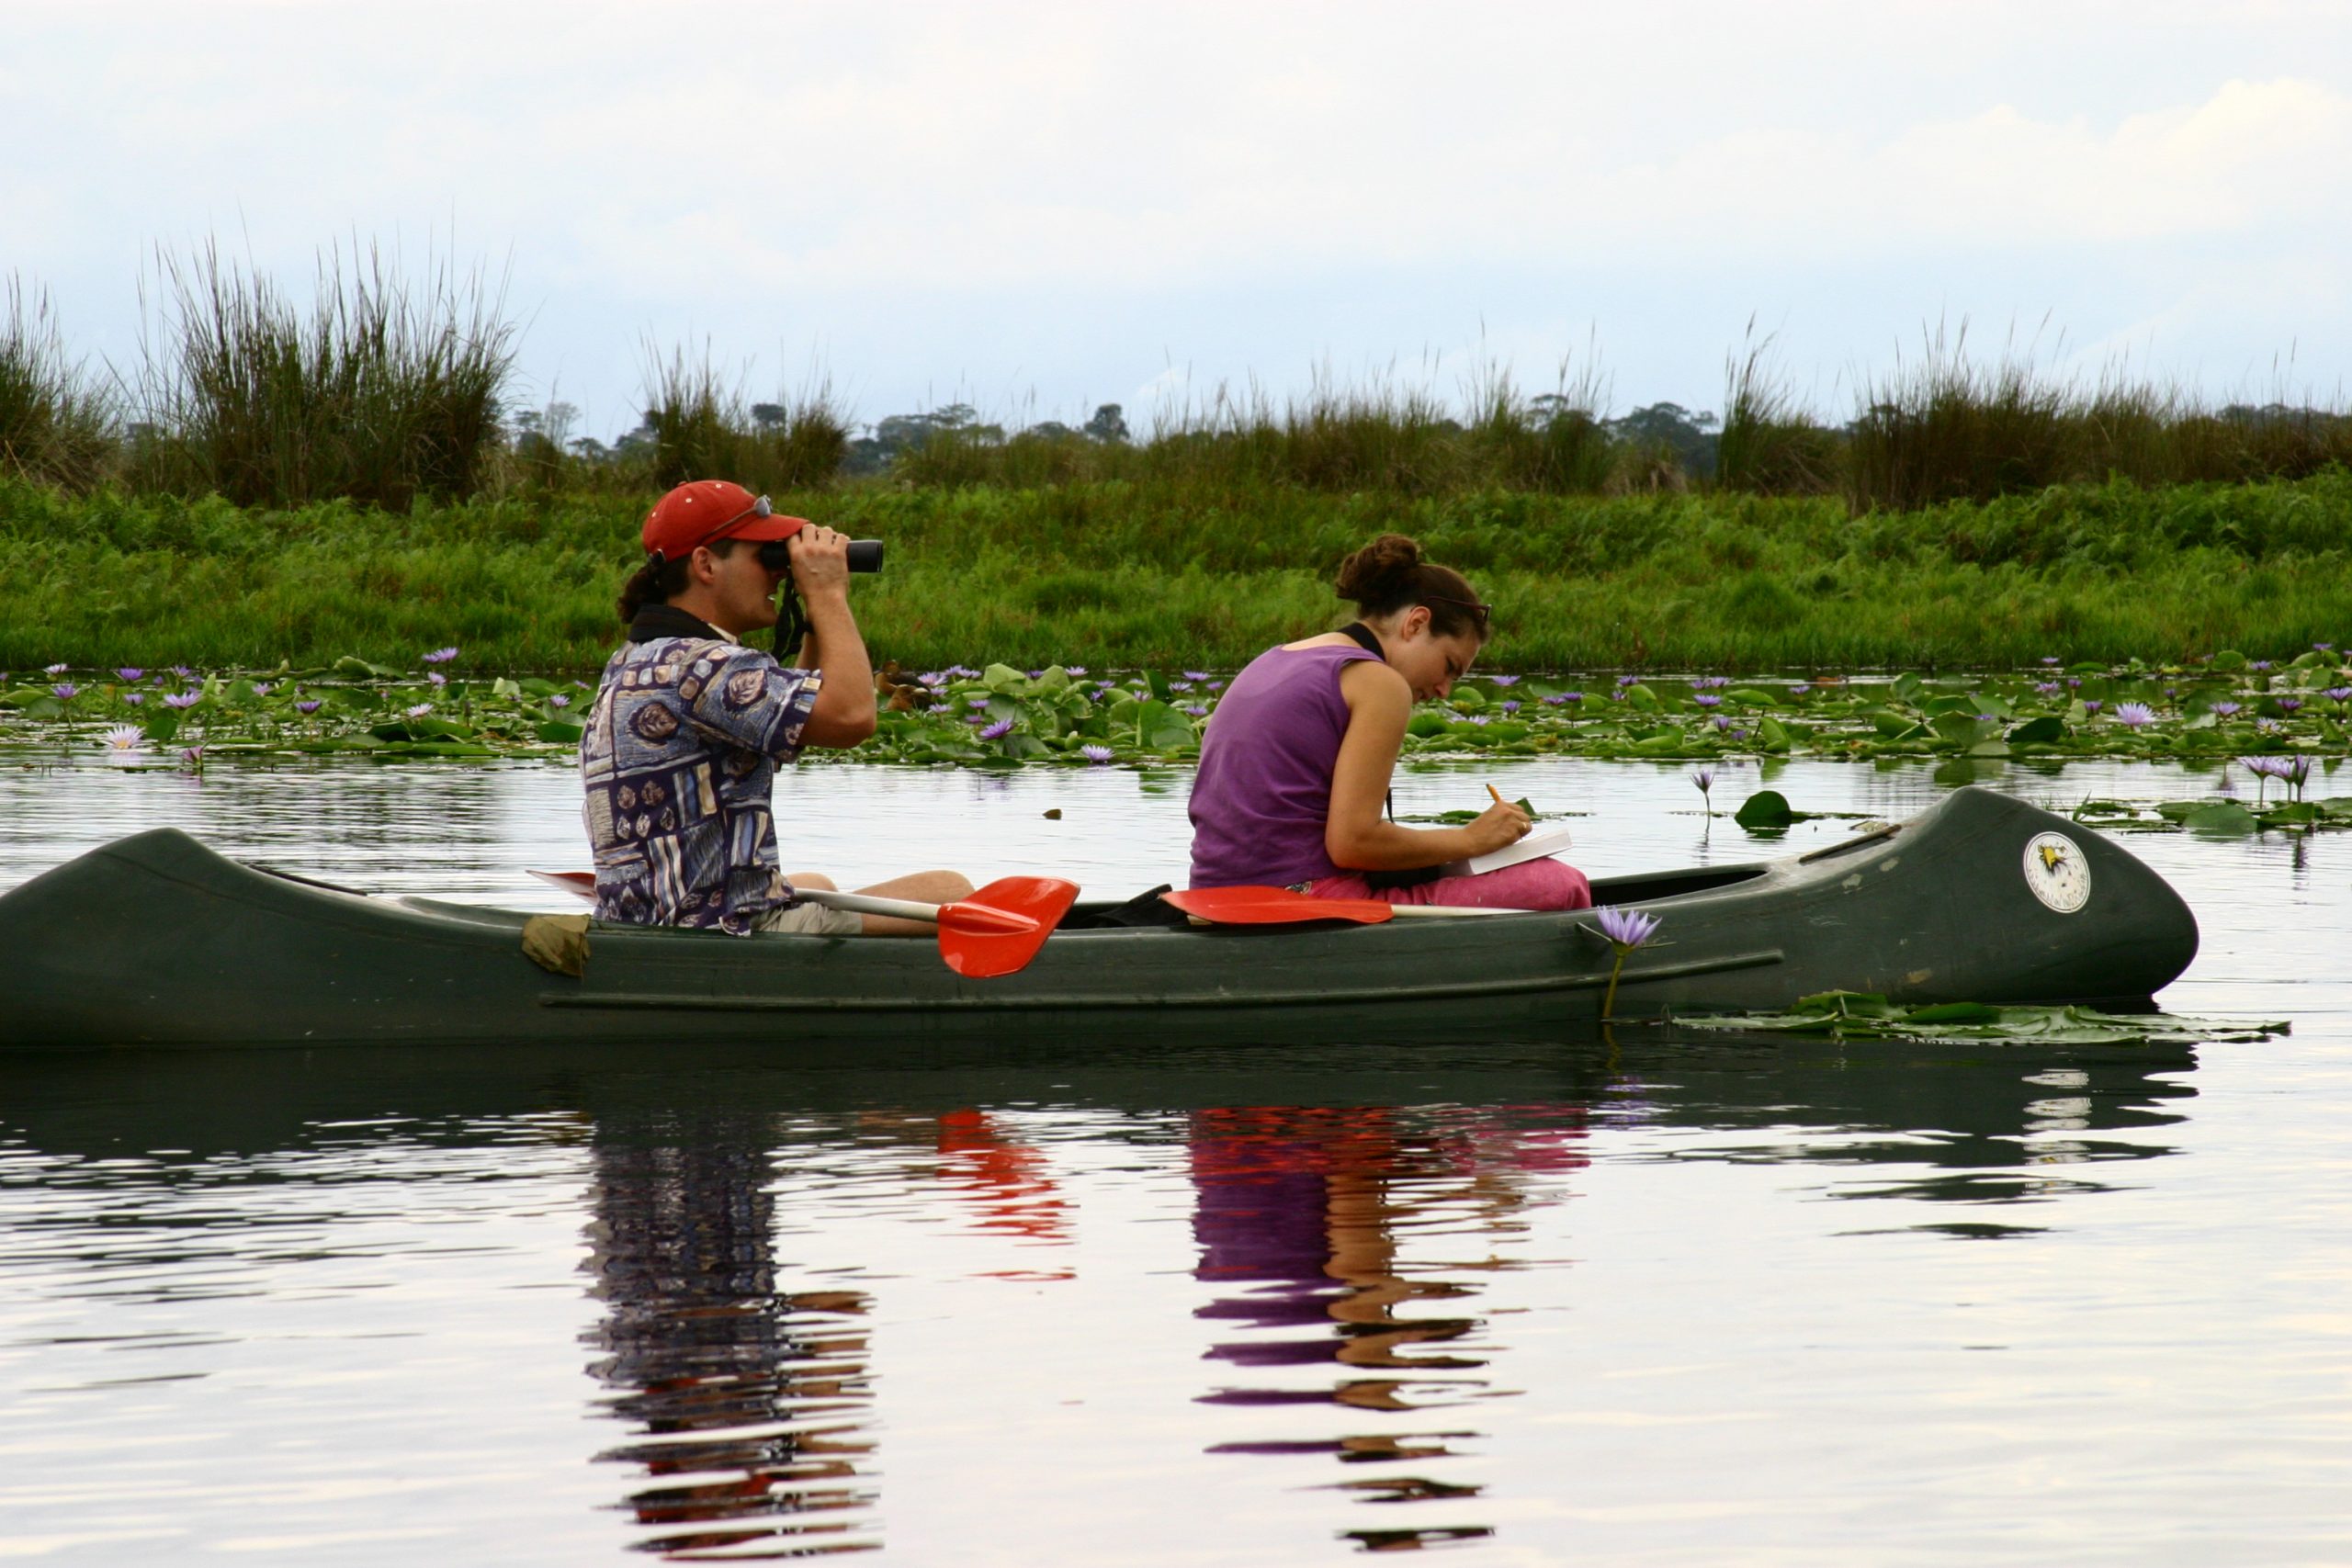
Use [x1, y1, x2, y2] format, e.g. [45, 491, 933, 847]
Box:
[1191, 1104, 1591, 1552]
[581, 1117, 880, 1559]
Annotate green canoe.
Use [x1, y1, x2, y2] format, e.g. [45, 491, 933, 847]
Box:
[0, 786, 2196, 1051]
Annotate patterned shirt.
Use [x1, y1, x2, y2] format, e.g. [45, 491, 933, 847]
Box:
[581, 612, 825, 933]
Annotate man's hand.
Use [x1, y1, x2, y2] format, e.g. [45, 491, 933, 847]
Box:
[786, 525, 854, 602]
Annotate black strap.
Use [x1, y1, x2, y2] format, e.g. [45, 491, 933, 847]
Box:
[626, 604, 726, 644]
[1336, 622, 1402, 828]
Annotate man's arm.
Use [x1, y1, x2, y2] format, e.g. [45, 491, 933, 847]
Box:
[789, 527, 878, 749]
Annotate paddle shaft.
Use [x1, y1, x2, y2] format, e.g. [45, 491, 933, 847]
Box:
[791, 886, 959, 924]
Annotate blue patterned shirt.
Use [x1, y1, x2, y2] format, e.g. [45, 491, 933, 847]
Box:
[581, 620, 824, 933]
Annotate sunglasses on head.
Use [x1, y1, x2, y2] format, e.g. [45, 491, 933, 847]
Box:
[1424, 592, 1493, 632]
[684, 493, 774, 552]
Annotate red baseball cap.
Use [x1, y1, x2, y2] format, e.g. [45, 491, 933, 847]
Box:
[641, 479, 808, 560]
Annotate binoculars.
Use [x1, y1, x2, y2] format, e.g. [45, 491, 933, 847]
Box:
[758, 538, 885, 574]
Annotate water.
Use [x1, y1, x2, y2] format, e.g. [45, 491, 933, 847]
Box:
[2, 753, 2347, 1563]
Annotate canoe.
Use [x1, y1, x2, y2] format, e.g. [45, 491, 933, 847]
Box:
[0, 786, 2196, 1051]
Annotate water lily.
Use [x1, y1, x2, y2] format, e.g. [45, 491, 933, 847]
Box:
[1593, 905, 1663, 1018]
[2238, 754, 2281, 804]
[1692, 694, 1723, 709]
[2082, 699, 2101, 715]
[2325, 686, 2352, 706]
[2276, 696, 2302, 715]
[1691, 767, 1716, 813]
[423, 647, 458, 664]
[405, 703, 434, 718]
[171, 665, 194, 679]
[1713, 715, 1733, 731]
[2250, 660, 2273, 671]
[251, 682, 273, 697]
[427, 672, 447, 688]
[1616, 674, 1639, 687]
[100, 725, 145, 752]
[548, 694, 570, 709]
[121, 692, 144, 706]
[163, 691, 201, 709]
[1184, 704, 1208, 717]
[178, 745, 204, 771]
[51, 682, 78, 702]
[1489, 674, 1521, 687]
[2256, 717, 2286, 737]
[44, 662, 68, 674]
[2040, 656, 2060, 666]
[2114, 702, 2155, 728]
[967, 694, 991, 708]
[1080, 743, 1114, 764]
[2211, 700, 2244, 718]
[1501, 700, 1521, 715]
[1067, 666, 1088, 677]
[2282, 754, 2313, 801]
[114, 668, 144, 682]
[1182, 671, 1211, 682]
[1170, 680, 1193, 693]
[978, 717, 1014, 741]
[296, 699, 322, 715]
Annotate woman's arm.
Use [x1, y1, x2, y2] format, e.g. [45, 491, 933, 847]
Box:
[1325, 661, 1529, 872]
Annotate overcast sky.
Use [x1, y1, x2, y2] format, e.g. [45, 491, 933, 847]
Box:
[6, 1, 2348, 441]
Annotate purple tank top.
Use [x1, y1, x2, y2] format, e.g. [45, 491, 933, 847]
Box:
[1188, 643, 1383, 888]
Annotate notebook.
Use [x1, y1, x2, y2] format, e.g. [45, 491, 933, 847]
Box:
[1442, 824, 1576, 879]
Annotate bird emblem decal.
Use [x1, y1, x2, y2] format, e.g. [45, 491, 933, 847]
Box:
[2037, 841, 2068, 874]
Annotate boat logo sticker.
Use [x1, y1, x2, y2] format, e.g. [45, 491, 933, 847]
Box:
[2022, 831, 2091, 914]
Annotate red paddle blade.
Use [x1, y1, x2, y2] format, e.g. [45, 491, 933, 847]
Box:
[530, 869, 598, 903]
[1160, 886, 1396, 926]
[942, 876, 1081, 978]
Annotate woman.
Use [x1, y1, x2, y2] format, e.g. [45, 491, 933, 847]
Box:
[1187, 534, 1591, 910]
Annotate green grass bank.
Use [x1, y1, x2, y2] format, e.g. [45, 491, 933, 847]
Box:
[6, 472, 2352, 673]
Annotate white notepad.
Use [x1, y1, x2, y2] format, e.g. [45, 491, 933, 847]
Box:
[1443, 824, 1576, 878]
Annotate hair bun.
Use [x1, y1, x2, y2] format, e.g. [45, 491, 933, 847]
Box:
[1334, 533, 1423, 604]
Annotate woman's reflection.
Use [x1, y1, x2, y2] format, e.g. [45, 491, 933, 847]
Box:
[1190, 1103, 1591, 1553]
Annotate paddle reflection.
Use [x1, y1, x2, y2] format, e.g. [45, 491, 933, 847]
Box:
[1190, 1104, 1592, 1554]
[582, 1115, 881, 1559]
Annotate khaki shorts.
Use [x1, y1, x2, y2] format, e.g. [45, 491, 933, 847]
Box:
[754, 899, 864, 937]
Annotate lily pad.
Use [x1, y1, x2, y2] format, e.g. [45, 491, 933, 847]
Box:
[1671, 990, 2288, 1045]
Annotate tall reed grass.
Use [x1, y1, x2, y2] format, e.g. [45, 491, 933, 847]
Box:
[0, 277, 116, 491]
[130, 242, 515, 510]
[637, 343, 849, 494]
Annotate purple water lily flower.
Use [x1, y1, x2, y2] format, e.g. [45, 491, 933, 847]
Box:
[100, 724, 145, 752]
[2114, 702, 2155, 728]
[2082, 699, 2103, 715]
[120, 691, 144, 706]
[1787, 684, 1808, 697]
[1170, 680, 1193, 693]
[296, 699, 322, 715]
[178, 745, 204, 770]
[1182, 671, 1211, 682]
[1713, 715, 1733, 731]
[1501, 700, 1521, 714]
[919, 671, 946, 687]
[2211, 700, 2244, 717]
[1080, 744, 1114, 764]
[115, 668, 144, 682]
[1693, 694, 1722, 708]
[1595, 905, 1662, 951]
[2066, 677, 2083, 690]
[427, 672, 447, 688]
[163, 691, 201, 710]
[967, 695, 991, 708]
[2250, 660, 2273, 671]
[1185, 704, 1208, 717]
[2035, 682, 2062, 696]
[171, 666, 194, 680]
[2315, 643, 2335, 652]
[1207, 680, 1227, 692]
[423, 647, 458, 664]
[548, 694, 571, 709]
[51, 682, 78, 701]
[2276, 696, 2303, 714]
[1691, 767, 1715, 795]
[2324, 686, 2352, 705]
[405, 703, 434, 718]
[2256, 716, 2287, 737]
[1463, 713, 1489, 726]
[1067, 666, 1088, 677]
[2040, 656, 2060, 665]
[44, 662, 68, 674]
[978, 717, 1014, 740]
[1490, 674, 1521, 687]
[252, 682, 273, 697]
[1617, 674, 1639, 687]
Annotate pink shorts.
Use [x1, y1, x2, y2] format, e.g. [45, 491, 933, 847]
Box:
[1307, 856, 1591, 910]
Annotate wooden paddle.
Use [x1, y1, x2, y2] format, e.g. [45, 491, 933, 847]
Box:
[528, 871, 1080, 978]
[1160, 886, 1513, 925]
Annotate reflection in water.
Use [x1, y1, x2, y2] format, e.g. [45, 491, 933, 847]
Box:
[582, 1114, 881, 1559]
[1190, 1105, 1592, 1554]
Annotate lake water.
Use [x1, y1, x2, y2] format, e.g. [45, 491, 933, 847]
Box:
[2, 753, 2347, 1564]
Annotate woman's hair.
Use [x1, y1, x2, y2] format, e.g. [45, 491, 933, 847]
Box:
[1334, 533, 1489, 641]
[616, 538, 743, 622]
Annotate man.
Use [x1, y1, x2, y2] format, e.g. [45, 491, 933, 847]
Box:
[582, 478, 972, 936]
